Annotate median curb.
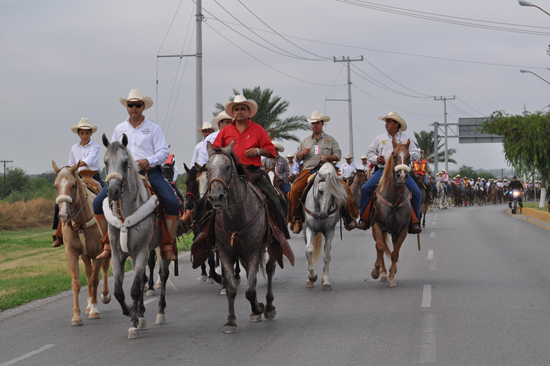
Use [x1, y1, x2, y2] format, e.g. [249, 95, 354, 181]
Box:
[521, 207, 550, 224]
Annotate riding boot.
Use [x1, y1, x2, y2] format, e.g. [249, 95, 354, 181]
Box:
[161, 214, 178, 261]
[52, 221, 63, 248]
[95, 214, 111, 259]
[357, 199, 373, 230]
[291, 211, 303, 234]
[409, 210, 422, 234]
[341, 208, 357, 231]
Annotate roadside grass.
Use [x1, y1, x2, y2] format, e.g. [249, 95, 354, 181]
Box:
[0, 198, 52, 230]
[523, 202, 549, 212]
[0, 227, 193, 311]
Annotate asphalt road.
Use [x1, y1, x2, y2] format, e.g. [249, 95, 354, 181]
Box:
[1, 204, 550, 366]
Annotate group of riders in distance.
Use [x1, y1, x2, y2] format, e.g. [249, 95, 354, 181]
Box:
[49, 89, 526, 336]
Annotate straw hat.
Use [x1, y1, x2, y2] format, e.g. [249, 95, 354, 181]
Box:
[361, 155, 367, 159]
[272, 141, 285, 152]
[212, 111, 233, 126]
[344, 154, 353, 159]
[307, 111, 330, 123]
[198, 121, 217, 132]
[286, 153, 294, 159]
[119, 89, 153, 110]
[379, 111, 407, 132]
[224, 95, 258, 118]
[71, 118, 97, 134]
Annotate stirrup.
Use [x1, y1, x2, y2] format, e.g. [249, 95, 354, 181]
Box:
[97, 244, 111, 259]
[162, 243, 176, 261]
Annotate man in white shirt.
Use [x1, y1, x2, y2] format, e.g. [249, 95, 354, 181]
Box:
[191, 122, 216, 166]
[340, 154, 359, 180]
[196, 111, 233, 166]
[358, 155, 369, 171]
[93, 89, 178, 261]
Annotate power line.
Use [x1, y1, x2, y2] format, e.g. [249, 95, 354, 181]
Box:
[351, 65, 431, 98]
[352, 84, 438, 116]
[455, 96, 486, 116]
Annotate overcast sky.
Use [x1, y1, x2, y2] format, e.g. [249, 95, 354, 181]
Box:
[2, 0, 550, 175]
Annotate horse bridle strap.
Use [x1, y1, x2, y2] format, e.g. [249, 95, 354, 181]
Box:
[302, 204, 338, 221]
[376, 191, 411, 209]
[216, 205, 263, 248]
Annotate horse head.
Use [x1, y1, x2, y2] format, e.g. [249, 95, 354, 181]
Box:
[206, 140, 238, 209]
[103, 133, 133, 202]
[52, 161, 82, 224]
[391, 138, 411, 186]
[310, 163, 347, 220]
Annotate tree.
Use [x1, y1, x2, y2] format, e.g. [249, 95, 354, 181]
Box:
[476, 171, 497, 181]
[413, 130, 457, 169]
[481, 109, 550, 203]
[458, 165, 476, 179]
[215, 86, 310, 142]
[1, 167, 30, 198]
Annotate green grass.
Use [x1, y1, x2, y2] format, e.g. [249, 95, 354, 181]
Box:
[0, 227, 193, 312]
[523, 202, 549, 212]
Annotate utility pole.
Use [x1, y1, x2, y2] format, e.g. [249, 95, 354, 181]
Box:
[157, 0, 203, 145]
[433, 122, 439, 174]
[434, 96, 455, 171]
[332, 56, 363, 158]
[1, 160, 13, 199]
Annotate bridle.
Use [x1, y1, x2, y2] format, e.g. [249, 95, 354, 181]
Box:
[303, 174, 338, 221]
[55, 167, 88, 221]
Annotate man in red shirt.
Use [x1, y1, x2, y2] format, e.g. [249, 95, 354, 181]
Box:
[213, 95, 293, 261]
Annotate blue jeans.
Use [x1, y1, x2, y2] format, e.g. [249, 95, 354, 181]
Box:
[359, 168, 421, 220]
[93, 168, 179, 216]
[280, 181, 290, 195]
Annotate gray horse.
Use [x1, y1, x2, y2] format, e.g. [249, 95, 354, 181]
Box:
[102, 134, 171, 339]
[206, 141, 278, 334]
[303, 163, 348, 291]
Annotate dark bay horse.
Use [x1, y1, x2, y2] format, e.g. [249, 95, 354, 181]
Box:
[350, 169, 367, 212]
[206, 141, 280, 333]
[451, 182, 463, 207]
[370, 139, 420, 287]
[411, 174, 431, 228]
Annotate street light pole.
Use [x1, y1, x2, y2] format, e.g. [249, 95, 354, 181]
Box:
[518, 0, 550, 16]
[519, 69, 550, 85]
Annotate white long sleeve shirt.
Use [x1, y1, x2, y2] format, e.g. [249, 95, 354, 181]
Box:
[339, 161, 359, 178]
[190, 141, 203, 167]
[366, 131, 421, 169]
[111, 117, 169, 167]
[68, 140, 101, 172]
[196, 130, 220, 166]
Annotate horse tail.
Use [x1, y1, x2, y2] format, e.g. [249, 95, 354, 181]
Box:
[382, 232, 392, 259]
[312, 233, 323, 265]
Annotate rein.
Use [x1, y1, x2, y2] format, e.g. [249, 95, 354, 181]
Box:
[216, 205, 263, 248]
[376, 191, 411, 209]
[303, 204, 338, 220]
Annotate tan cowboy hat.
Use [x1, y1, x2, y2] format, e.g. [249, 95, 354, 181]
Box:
[441, 169, 446, 172]
[119, 89, 153, 110]
[307, 111, 330, 123]
[379, 111, 407, 132]
[344, 154, 353, 159]
[212, 111, 233, 126]
[71, 118, 97, 134]
[286, 153, 294, 159]
[198, 121, 217, 132]
[272, 141, 284, 152]
[361, 155, 367, 159]
[224, 95, 258, 118]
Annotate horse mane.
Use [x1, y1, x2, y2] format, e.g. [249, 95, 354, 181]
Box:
[106, 141, 148, 201]
[316, 163, 348, 208]
[211, 145, 247, 176]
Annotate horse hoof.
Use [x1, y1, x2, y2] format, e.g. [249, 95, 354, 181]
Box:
[200, 274, 208, 281]
[224, 325, 238, 334]
[146, 289, 155, 297]
[309, 275, 318, 283]
[154, 283, 162, 289]
[218, 283, 224, 290]
[322, 284, 332, 291]
[85, 307, 91, 315]
[128, 327, 140, 339]
[206, 278, 214, 284]
[371, 269, 380, 280]
[71, 318, 83, 326]
[101, 294, 111, 304]
[138, 318, 147, 329]
[380, 275, 388, 282]
[88, 312, 100, 320]
[264, 309, 277, 320]
[306, 281, 315, 288]
[156, 314, 166, 325]
[422, 224, 426, 228]
[250, 313, 263, 323]
[388, 280, 397, 288]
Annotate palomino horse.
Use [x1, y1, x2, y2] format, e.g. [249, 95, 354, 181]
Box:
[370, 139, 419, 287]
[206, 141, 282, 334]
[303, 163, 348, 291]
[350, 169, 367, 212]
[52, 162, 111, 326]
[101, 134, 171, 339]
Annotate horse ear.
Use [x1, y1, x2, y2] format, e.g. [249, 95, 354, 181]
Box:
[102, 133, 109, 148]
[207, 141, 215, 156]
[405, 138, 410, 149]
[194, 162, 202, 171]
[226, 140, 235, 155]
[70, 162, 79, 175]
[52, 160, 60, 173]
[122, 133, 128, 147]
[184, 163, 190, 174]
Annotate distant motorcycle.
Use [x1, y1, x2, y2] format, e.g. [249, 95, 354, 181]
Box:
[511, 189, 522, 214]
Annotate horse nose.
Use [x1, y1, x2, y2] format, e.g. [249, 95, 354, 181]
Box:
[319, 212, 328, 220]
[209, 191, 225, 207]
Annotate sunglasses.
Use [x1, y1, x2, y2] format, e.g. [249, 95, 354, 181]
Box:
[127, 102, 144, 108]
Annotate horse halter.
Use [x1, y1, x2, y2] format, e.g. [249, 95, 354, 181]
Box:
[303, 173, 338, 220]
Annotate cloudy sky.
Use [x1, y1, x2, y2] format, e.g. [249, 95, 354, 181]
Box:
[2, 0, 550, 175]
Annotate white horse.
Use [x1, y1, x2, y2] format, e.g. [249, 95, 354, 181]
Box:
[436, 181, 448, 209]
[303, 163, 349, 291]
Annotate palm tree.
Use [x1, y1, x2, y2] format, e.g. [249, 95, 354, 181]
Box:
[214, 86, 309, 142]
[414, 130, 457, 168]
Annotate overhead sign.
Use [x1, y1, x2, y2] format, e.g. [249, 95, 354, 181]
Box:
[458, 117, 503, 143]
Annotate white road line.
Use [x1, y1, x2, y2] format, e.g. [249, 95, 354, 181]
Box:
[144, 297, 157, 305]
[430, 232, 435, 237]
[421, 285, 432, 308]
[0, 344, 55, 366]
[418, 314, 436, 363]
[427, 250, 434, 260]
[430, 256, 437, 271]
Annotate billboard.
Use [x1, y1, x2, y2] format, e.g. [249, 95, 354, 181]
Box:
[458, 117, 503, 143]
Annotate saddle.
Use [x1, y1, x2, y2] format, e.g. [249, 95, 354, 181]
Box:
[79, 169, 102, 195]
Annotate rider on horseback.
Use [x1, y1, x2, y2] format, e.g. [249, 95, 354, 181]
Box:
[262, 141, 291, 195]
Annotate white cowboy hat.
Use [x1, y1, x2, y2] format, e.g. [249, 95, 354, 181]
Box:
[224, 95, 258, 118]
[361, 155, 367, 159]
[212, 111, 233, 126]
[119, 89, 153, 110]
[198, 121, 217, 132]
[272, 141, 285, 152]
[71, 118, 97, 134]
[344, 154, 353, 159]
[307, 111, 330, 123]
[379, 111, 407, 132]
[286, 153, 294, 159]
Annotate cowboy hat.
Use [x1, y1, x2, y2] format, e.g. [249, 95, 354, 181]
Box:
[198, 121, 217, 132]
[224, 95, 258, 118]
[361, 155, 367, 159]
[272, 141, 284, 152]
[212, 111, 233, 126]
[379, 111, 407, 132]
[119, 89, 153, 110]
[344, 154, 353, 159]
[307, 111, 330, 123]
[71, 118, 97, 134]
[286, 153, 294, 159]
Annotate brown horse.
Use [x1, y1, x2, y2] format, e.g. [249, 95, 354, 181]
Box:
[370, 139, 419, 287]
[450, 182, 463, 207]
[52, 162, 111, 326]
[350, 169, 367, 211]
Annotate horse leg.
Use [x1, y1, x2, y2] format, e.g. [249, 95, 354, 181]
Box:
[128, 251, 147, 339]
[200, 263, 208, 281]
[220, 251, 238, 333]
[86, 256, 101, 319]
[388, 230, 407, 288]
[321, 229, 335, 291]
[371, 225, 387, 281]
[81, 255, 93, 315]
[234, 259, 241, 286]
[304, 228, 317, 288]
[156, 257, 170, 325]
[65, 250, 83, 326]
[146, 250, 156, 295]
[112, 250, 131, 317]
[264, 254, 277, 320]
[100, 257, 111, 304]
[245, 252, 265, 323]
